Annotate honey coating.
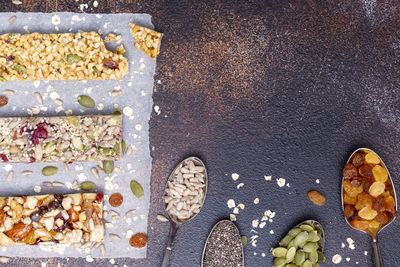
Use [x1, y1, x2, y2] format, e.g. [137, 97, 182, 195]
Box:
[343, 150, 397, 236]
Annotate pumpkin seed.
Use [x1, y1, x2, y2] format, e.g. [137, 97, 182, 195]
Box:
[279, 235, 293, 247]
[272, 257, 286, 267]
[112, 109, 122, 115]
[309, 250, 318, 264]
[299, 224, 314, 232]
[80, 181, 95, 191]
[294, 231, 308, 247]
[303, 242, 318, 253]
[121, 140, 126, 154]
[317, 251, 326, 263]
[13, 63, 26, 73]
[93, 66, 101, 76]
[295, 250, 306, 265]
[286, 246, 296, 262]
[65, 54, 82, 63]
[241, 235, 247, 248]
[42, 166, 58, 176]
[288, 227, 302, 237]
[307, 230, 320, 242]
[78, 95, 95, 108]
[303, 259, 313, 267]
[271, 247, 287, 258]
[103, 160, 114, 174]
[130, 180, 144, 199]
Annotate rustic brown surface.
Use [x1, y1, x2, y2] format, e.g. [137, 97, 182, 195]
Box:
[1, 1, 400, 267]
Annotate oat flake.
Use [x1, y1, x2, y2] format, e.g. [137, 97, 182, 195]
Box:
[277, 178, 286, 187]
[332, 254, 342, 264]
[231, 173, 239, 181]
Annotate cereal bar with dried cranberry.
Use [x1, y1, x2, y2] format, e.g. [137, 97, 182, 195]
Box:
[0, 32, 129, 82]
[0, 193, 104, 245]
[0, 114, 122, 163]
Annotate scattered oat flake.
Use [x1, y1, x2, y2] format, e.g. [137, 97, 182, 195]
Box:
[86, 255, 94, 262]
[231, 173, 239, 181]
[227, 199, 235, 209]
[12, 0, 22, 5]
[51, 15, 61, 25]
[233, 207, 239, 214]
[269, 230, 274, 234]
[316, 179, 320, 184]
[341, 242, 345, 248]
[364, 251, 368, 255]
[237, 203, 245, 210]
[34, 185, 41, 193]
[259, 222, 266, 228]
[261, 253, 266, 257]
[347, 237, 355, 249]
[346, 257, 350, 262]
[93, 0, 99, 7]
[230, 214, 236, 221]
[253, 198, 259, 204]
[252, 219, 259, 228]
[156, 214, 169, 222]
[135, 124, 142, 130]
[236, 183, 244, 189]
[332, 254, 342, 264]
[154, 105, 161, 115]
[264, 175, 272, 181]
[277, 178, 286, 187]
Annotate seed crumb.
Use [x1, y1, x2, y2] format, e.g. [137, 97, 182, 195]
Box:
[252, 219, 259, 228]
[231, 173, 239, 181]
[93, 0, 99, 7]
[364, 251, 368, 256]
[341, 242, 345, 248]
[316, 179, 320, 184]
[236, 183, 244, 189]
[332, 254, 342, 264]
[227, 199, 235, 209]
[237, 203, 245, 210]
[269, 230, 274, 234]
[230, 214, 236, 221]
[34, 185, 41, 193]
[346, 237, 355, 250]
[253, 198, 259, 204]
[277, 178, 286, 187]
[264, 175, 272, 181]
[346, 257, 350, 262]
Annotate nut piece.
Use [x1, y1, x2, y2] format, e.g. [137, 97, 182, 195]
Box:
[307, 190, 326, 206]
[129, 23, 163, 59]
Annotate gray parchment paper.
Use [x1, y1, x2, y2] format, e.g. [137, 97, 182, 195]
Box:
[0, 12, 156, 259]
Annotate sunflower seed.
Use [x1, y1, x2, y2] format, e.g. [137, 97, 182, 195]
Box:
[52, 182, 64, 187]
[0, 256, 9, 263]
[109, 210, 119, 217]
[110, 90, 122, 97]
[109, 233, 121, 240]
[3, 89, 14, 96]
[7, 170, 13, 182]
[22, 170, 33, 176]
[34, 92, 43, 105]
[99, 244, 105, 256]
[8, 15, 16, 24]
[126, 145, 133, 156]
[157, 214, 169, 222]
[92, 242, 102, 250]
[42, 181, 53, 187]
[63, 162, 69, 172]
[125, 209, 136, 218]
[54, 98, 63, 106]
[91, 167, 99, 179]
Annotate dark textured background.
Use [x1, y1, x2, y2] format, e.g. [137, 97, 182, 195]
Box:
[1, 1, 400, 266]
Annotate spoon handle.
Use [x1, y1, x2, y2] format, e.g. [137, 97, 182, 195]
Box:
[372, 237, 383, 267]
[161, 222, 179, 267]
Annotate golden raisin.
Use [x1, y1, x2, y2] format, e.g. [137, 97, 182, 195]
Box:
[375, 211, 392, 225]
[23, 230, 36, 245]
[351, 152, 365, 168]
[368, 220, 380, 236]
[359, 164, 373, 178]
[129, 233, 148, 248]
[109, 193, 123, 207]
[358, 206, 378, 220]
[372, 165, 388, 183]
[369, 182, 385, 198]
[0, 210, 5, 226]
[355, 193, 372, 210]
[307, 190, 326, 206]
[365, 151, 380, 165]
[384, 196, 396, 213]
[343, 180, 363, 198]
[342, 163, 358, 179]
[344, 204, 355, 218]
[372, 196, 385, 211]
[350, 218, 369, 231]
[343, 193, 357, 205]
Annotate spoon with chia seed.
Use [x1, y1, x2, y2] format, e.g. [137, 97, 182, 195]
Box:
[202, 219, 244, 267]
[161, 157, 208, 267]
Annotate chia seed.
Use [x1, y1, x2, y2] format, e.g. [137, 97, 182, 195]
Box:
[203, 220, 243, 267]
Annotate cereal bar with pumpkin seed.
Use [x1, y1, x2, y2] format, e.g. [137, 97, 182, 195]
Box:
[0, 114, 122, 163]
[0, 32, 129, 82]
[0, 193, 104, 246]
[129, 23, 163, 59]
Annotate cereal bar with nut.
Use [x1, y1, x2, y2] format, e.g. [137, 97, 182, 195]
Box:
[0, 193, 104, 246]
[0, 114, 122, 163]
[129, 23, 163, 59]
[0, 32, 129, 82]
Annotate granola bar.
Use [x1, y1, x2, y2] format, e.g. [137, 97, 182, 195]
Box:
[0, 114, 122, 163]
[0, 32, 129, 82]
[0, 193, 104, 245]
[129, 23, 163, 59]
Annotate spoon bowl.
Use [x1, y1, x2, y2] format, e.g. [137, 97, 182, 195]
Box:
[201, 219, 244, 267]
[342, 148, 398, 267]
[161, 156, 208, 267]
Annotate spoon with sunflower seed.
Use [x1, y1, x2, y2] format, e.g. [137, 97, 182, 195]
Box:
[161, 156, 208, 267]
[342, 148, 398, 267]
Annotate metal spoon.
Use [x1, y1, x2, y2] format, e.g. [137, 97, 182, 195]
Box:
[342, 148, 398, 267]
[161, 157, 208, 267]
[201, 219, 244, 267]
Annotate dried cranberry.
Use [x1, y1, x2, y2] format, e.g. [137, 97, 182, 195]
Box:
[47, 201, 59, 211]
[95, 192, 104, 202]
[29, 157, 36, 163]
[103, 58, 119, 69]
[38, 206, 48, 216]
[31, 122, 48, 145]
[0, 154, 8, 162]
[54, 194, 63, 203]
[30, 211, 40, 222]
[19, 126, 26, 135]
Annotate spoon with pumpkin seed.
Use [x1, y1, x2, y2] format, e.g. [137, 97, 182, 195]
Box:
[161, 156, 208, 267]
[271, 220, 326, 267]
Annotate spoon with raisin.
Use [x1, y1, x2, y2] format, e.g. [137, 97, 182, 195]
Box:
[342, 148, 398, 267]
